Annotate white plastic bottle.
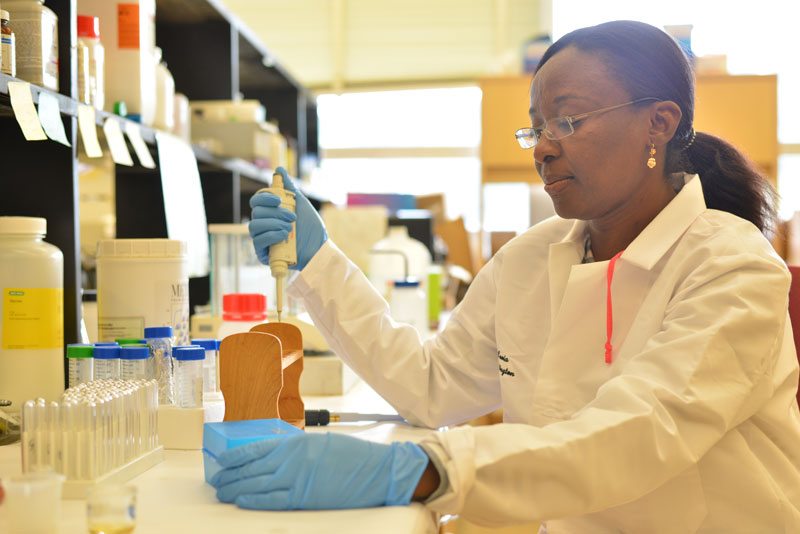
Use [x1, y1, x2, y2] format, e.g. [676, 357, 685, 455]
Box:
[77, 15, 105, 110]
[216, 293, 268, 340]
[3, 0, 58, 90]
[389, 279, 429, 336]
[153, 46, 175, 131]
[0, 216, 64, 413]
[368, 226, 432, 299]
[173, 345, 204, 409]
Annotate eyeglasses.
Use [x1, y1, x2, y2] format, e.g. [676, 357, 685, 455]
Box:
[515, 97, 659, 149]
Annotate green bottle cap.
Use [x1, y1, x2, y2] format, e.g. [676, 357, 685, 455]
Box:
[67, 344, 94, 358]
[113, 101, 128, 117]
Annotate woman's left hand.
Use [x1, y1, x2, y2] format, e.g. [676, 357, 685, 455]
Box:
[210, 432, 430, 510]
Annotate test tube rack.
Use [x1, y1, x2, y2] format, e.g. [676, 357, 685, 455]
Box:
[21, 379, 164, 499]
[219, 322, 305, 429]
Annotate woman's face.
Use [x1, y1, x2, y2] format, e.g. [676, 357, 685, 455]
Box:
[531, 46, 655, 221]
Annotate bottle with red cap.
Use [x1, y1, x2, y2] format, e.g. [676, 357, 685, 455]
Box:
[77, 14, 104, 110]
[216, 293, 269, 340]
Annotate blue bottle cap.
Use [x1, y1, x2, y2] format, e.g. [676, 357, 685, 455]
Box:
[144, 326, 173, 338]
[393, 279, 420, 287]
[173, 345, 205, 361]
[94, 342, 119, 347]
[190, 339, 219, 351]
[93, 346, 120, 359]
[119, 346, 149, 360]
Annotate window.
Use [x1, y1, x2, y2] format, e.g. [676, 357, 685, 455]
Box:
[311, 87, 484, 231]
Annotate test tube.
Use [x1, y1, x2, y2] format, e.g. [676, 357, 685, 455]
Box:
[93, 345, 121, 379]
[145, 326, 175, 405]
[35, 398, 47, 469]
[61, 401, 73, 480]
[67, 344, 94, 387]
[48, 401, 61, 473]
[191, 338, 219, 395]
[173, 346, 205, 408]
[21, 400, 35, 473]
[120, 346, 150, 381]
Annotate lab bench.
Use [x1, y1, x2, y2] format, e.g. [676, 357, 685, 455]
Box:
[0, 382, 440, 533]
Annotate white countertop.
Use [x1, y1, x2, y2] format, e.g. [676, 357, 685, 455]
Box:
[0, 381, 440, 534]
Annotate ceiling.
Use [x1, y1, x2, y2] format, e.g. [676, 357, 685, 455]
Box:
[220, 0, 552, 92]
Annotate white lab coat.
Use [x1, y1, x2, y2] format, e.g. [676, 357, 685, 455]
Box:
[287, 175, 800, 532]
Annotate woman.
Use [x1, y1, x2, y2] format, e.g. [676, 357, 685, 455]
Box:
[212, 21, 800, 532]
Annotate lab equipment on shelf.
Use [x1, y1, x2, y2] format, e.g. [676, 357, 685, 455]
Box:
[389, 279, 429, 335]
[93, 344, 120, 380]
[0, 216, 64, 414]
[3, 0, 58, 90]
[1, 10, 16, 76]
[67, 344, 94, 388]
[153, 46, 175, 131]
[77, 15, 104, 110]
[119, 346, 150, 381]
[144, 326, 175, 405]
[21, 379, 159, 481]
[173, 345, 204, 409]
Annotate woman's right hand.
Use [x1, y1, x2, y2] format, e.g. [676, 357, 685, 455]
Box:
[248, 167, 327, 270]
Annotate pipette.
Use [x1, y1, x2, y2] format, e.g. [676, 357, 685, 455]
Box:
[257, 170, 297, 322]
[304, 409, 406, 426]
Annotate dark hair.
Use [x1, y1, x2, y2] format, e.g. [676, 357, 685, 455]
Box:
[536, 20, 776, 235]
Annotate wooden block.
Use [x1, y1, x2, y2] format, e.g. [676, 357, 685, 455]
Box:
[250, 323, 305, 429]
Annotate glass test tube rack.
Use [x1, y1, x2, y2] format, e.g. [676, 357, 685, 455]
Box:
[21, 379, 163, 498]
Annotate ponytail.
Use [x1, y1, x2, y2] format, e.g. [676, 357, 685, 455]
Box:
[538, 20, 777, 236]
[677, 132, 777, 235]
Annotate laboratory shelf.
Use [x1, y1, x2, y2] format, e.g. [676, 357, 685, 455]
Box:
[0, 0, 319, 386]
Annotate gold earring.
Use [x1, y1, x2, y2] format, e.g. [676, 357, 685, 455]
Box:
[647, 143, 656, 169]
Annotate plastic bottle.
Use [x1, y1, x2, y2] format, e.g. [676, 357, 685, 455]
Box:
[3, 0, 58, 90]
[173, 345, 204, 409]
[77, 15, 104, 110]
[216, 294, 268, 340]
[0, 216, 64, 413]
[93, 344, 120, 380]
[119, 346, 149, 381]
[67, 344, 94, 388]
[153, 46, 174, 131]
[368, 226, 432, 299]
[76, 42, 90, 104]
[1, 10, 16, 77]
[389, 279, 429, 335]
[190, 338, 219, 396]
[144, 326, 174, 405]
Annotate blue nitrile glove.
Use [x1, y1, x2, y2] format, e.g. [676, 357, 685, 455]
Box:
[210, 432, 430, 510]
[248, 166, 327, 270]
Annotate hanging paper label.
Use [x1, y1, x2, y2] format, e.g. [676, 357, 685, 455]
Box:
[103, 117, 134, 166]
[8, 81, 47, 141]
[125, 122, 156, 168]
[37, 92, 71, 147]
[77, 105, 104, 158]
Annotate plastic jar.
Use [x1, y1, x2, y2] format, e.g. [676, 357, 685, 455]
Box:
[368, 226, 432, 299]
[119, 346, 149, 381]
[1, 10, 16, 77]
[144, 326, 174, 405]
[173, 345, 204, 408]
[77, 15, 104, 110]
[216, 294, 268, 340]
[3, 0, 58, 90]
[96, 239, 190, 346]
[390, 279, 429, 335]
[93, 344, 120, 380]
[191, 338, 219, 395]
[67, 344, 94, 388]
[0, 216, 64, 413]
